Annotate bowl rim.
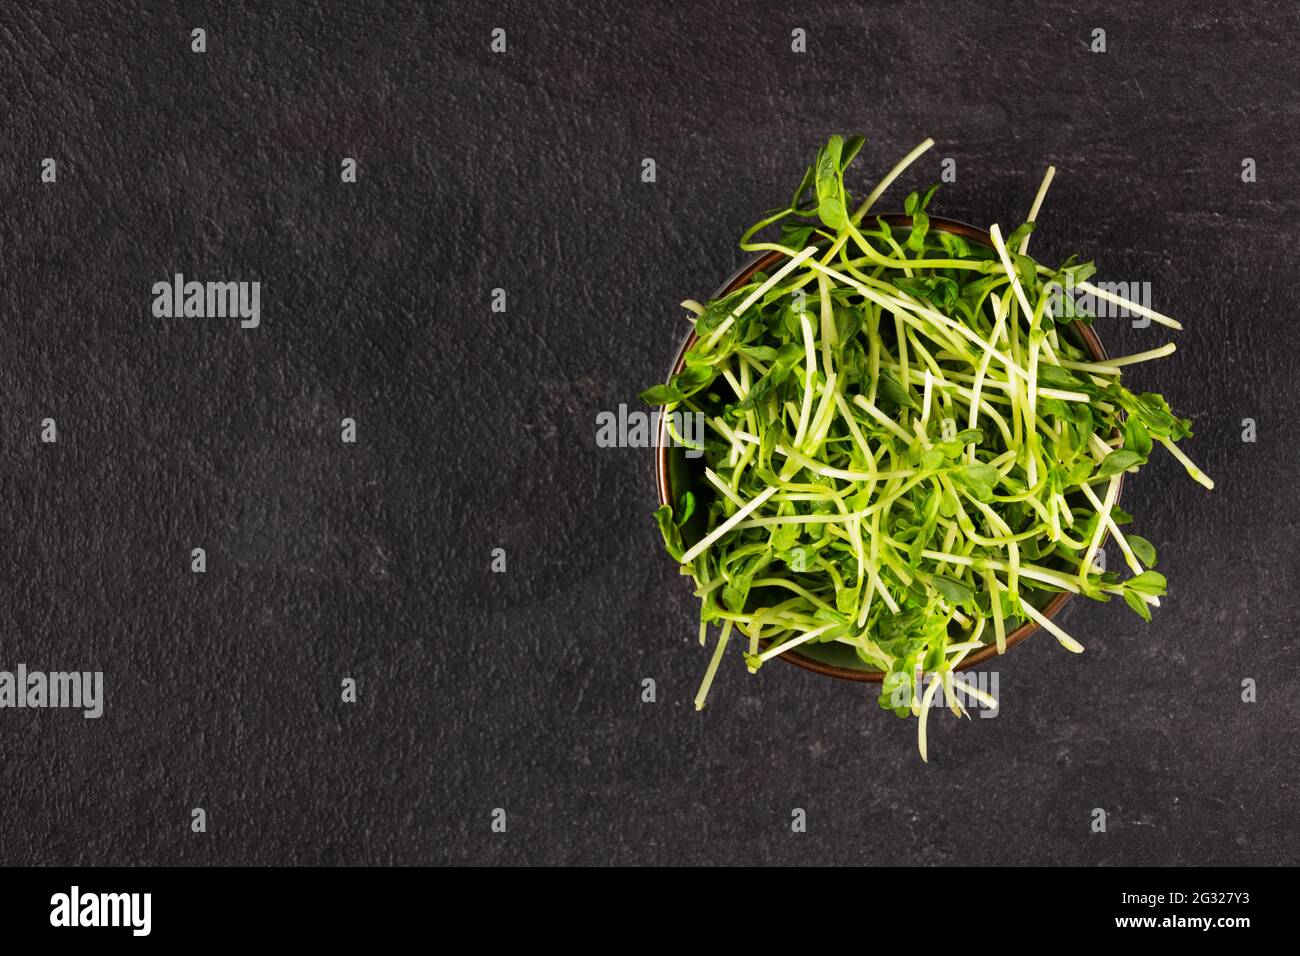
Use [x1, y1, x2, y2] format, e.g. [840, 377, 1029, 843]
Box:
[654, 214, 1118, 683]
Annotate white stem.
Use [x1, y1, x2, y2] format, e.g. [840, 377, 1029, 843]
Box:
[1089, 343, 1177, 368]
[791, 314, 818, 448]
[1021, 598, 1085, 653]
[1019, 165, 1057, 255]
[1157, 435, 1215, 490]
[703, 246, 819, 350]
[758, 622, 837, 663]
[917, 671, 945, 763]
[1079, 476, 1120, 584]
[694, 622, 733, 710]
[1079, 480, 1143, 574]
[1074, 281, 1183, 331]
[988, 223, 1037, 329]
[852, 137, 936, 223]
[678, 486, 777, 565]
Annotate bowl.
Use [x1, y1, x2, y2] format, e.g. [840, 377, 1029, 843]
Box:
[654, 215, 1116, 682]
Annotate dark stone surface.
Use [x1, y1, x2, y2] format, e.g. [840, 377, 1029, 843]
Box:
[0, 1, 1296, 866]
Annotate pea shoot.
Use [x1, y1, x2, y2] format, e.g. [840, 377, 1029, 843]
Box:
[645, 135, 1212, 759]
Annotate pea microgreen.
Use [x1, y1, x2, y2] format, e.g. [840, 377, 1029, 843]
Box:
[644, 135, 1212, 759]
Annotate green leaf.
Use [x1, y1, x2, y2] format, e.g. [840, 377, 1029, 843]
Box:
[1095, 449, 1143, 480]
[738, 343, 802, 411]
[640, 383, 684, 405]
[652, 505, 684, 562]
[1123, 588, 1152, 622]
[835, 305, 862, 342]
[876, 369, 918, 411]
[1037, 364, 1089, 392]
[675, 491, 696, 527]
[1134, 391, 1192, 440]
[771, 523, 799, 552]
[929, 574, 975, 610]
[894, 276, 935, 299]
[789, 164, 816, 211]
[929, 276, 958, 310]
[721, 583, 745, 612]
[1126, 534, 1156, 567]
[1126, 570, 1167, 596]
[779, 221, 817, 249]
[694, 292, 743, 334]
[811, 607, 851, 641]
[1056, 257, 1097, 284]
[815, 136, 848, 231]
[957, 462, 1001, 500]
[670, 363, 714, 399]
[1066, 458, 1094, 485]
[782, 546, 813, 572]
[907, 209, 930, 251]
[937, 231, 970, 258]
[841, 135, 866, 171]
[879, 670, 909, 712]
[1012, 252, 1037, 289]
[938, 486, 958, 518]
[1005, 221, 1035, 249]
[1123, 416, 1153, 459]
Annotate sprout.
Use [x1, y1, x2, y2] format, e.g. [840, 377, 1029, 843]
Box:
[645, 136, 1211, 760]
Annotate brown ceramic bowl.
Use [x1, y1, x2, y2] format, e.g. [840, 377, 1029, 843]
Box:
[654, 215, 1116, 682]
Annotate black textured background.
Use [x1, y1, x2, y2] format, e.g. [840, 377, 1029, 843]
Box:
[1, 1, 1296, 866]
